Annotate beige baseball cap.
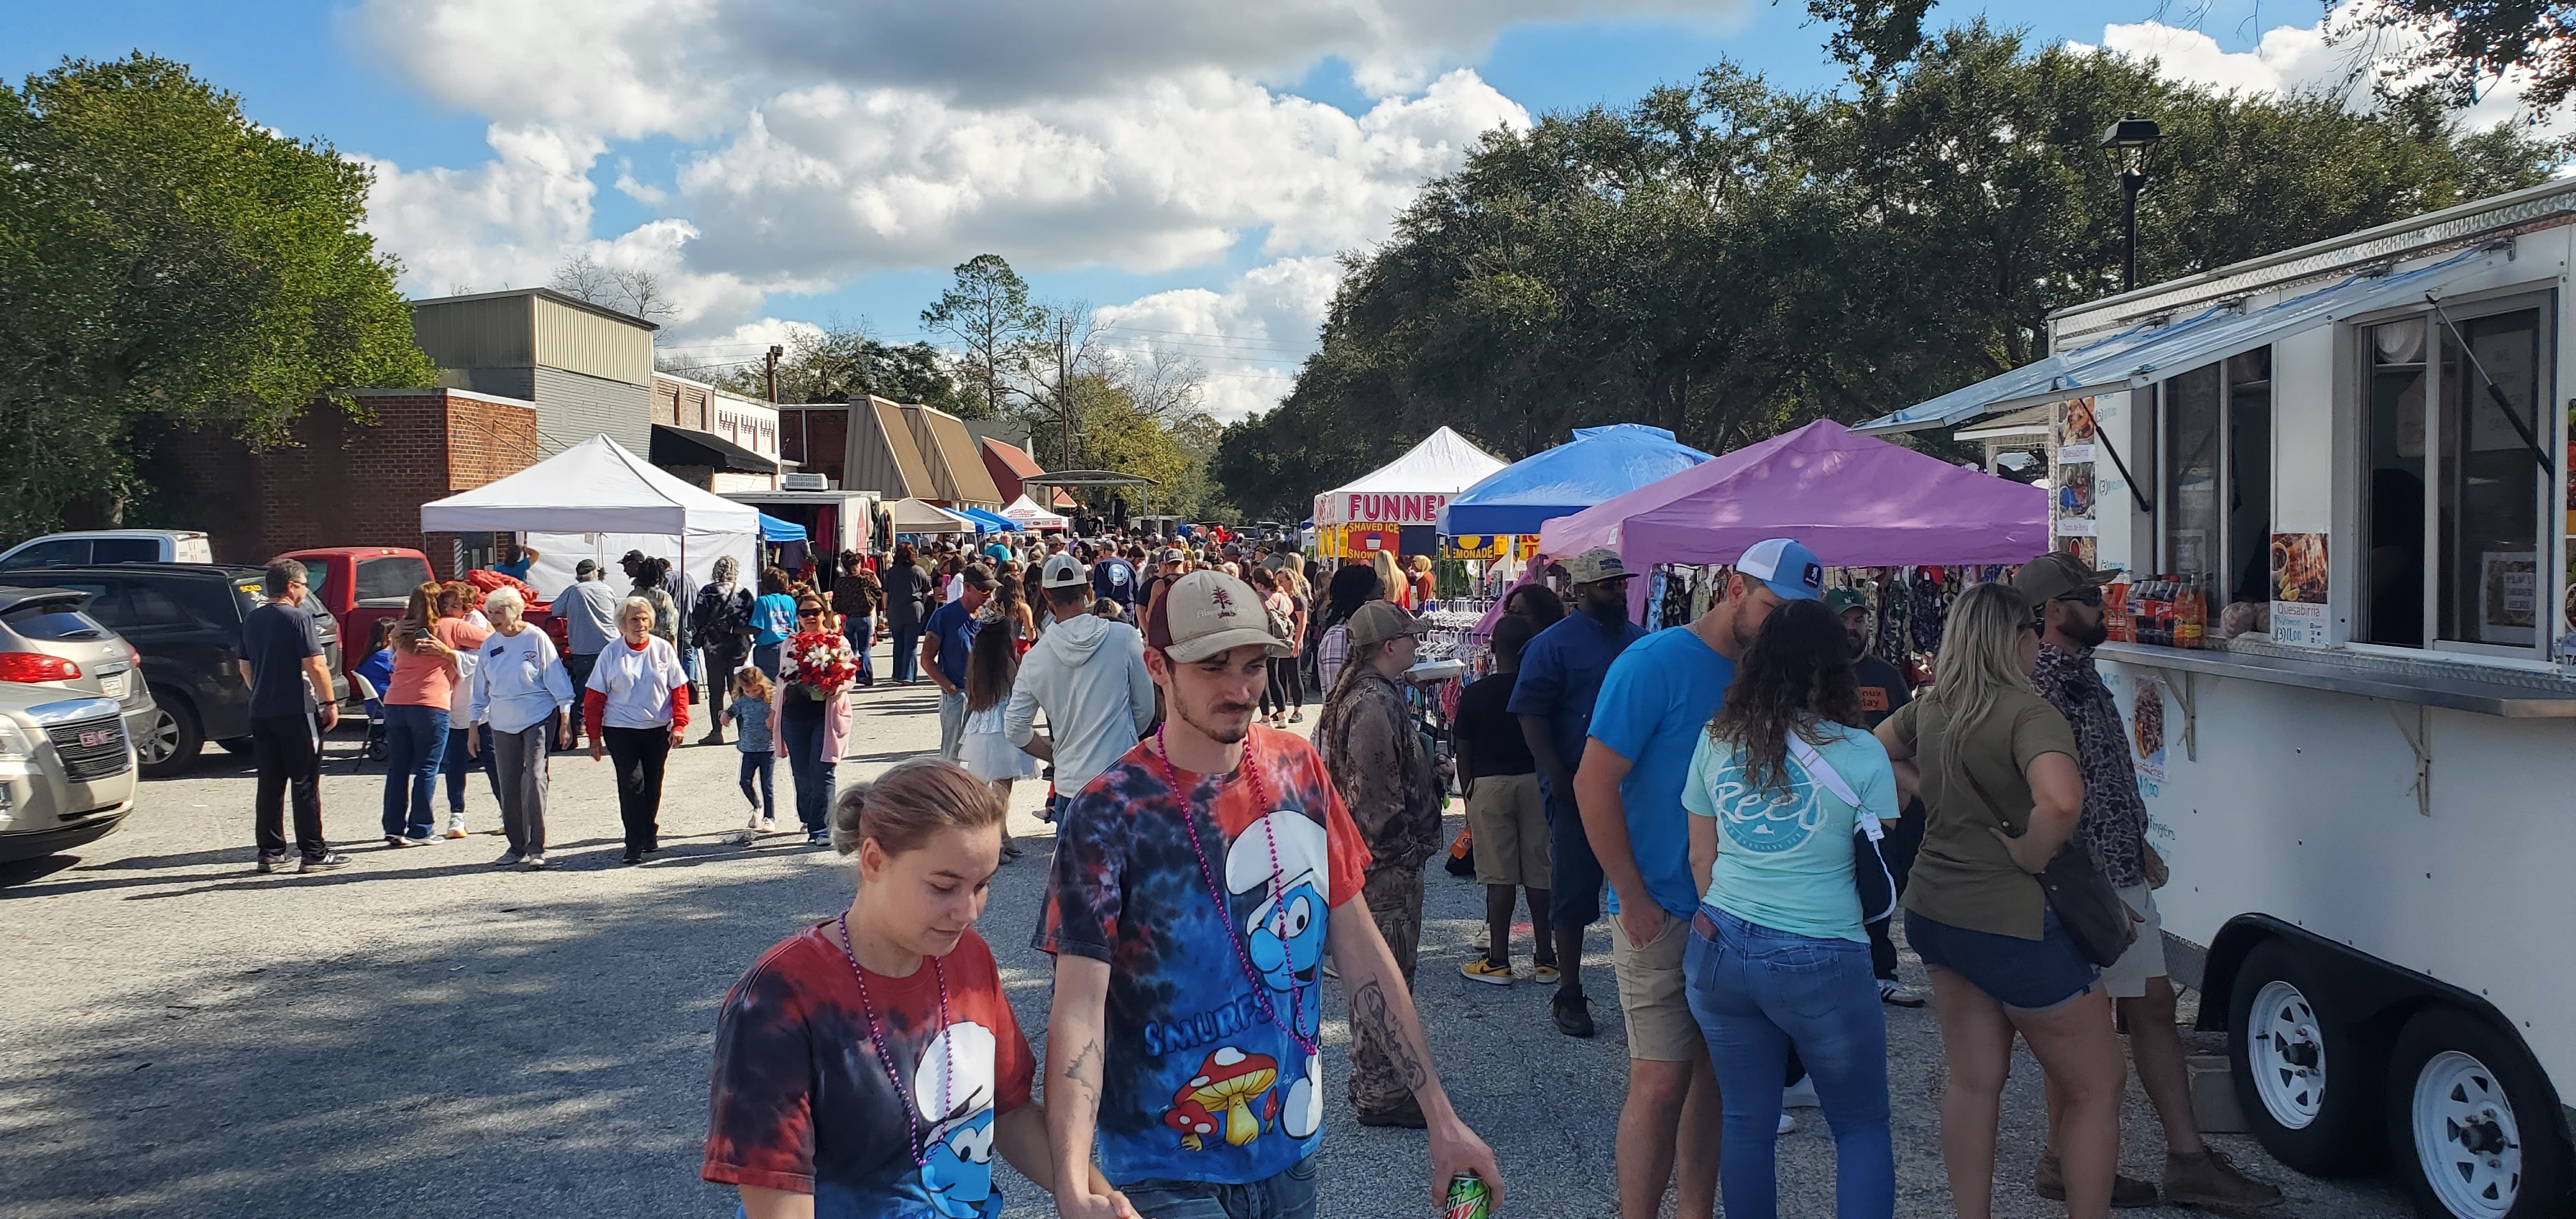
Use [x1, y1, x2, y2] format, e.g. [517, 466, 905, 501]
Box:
[1145, 569, 1289, 662]
[1565, 547, 1636, 585]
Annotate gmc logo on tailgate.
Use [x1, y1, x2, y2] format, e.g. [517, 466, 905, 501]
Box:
[79, 730, 116, 748]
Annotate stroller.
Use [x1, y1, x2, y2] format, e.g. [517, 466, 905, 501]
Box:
[344, 672, 389, 770]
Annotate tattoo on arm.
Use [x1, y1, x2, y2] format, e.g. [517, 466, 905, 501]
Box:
[1351, 979, 1429, 1091]
[1061, 1038, 1101, 1096]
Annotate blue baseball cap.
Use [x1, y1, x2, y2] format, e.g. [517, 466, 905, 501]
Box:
[1737, 537, 1825, 602]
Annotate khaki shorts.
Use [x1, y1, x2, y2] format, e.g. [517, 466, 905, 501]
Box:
[1465, 773, 1550, 888]
[1610, 914, 1703, 1062]
[2100, 882, 2168, 1000]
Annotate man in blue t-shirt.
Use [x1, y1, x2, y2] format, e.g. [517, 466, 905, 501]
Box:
[1089, 544, 1136, 613]
[921, 564, 993, 760]
[1578, 535, 1820, 1219]
[1506, 547, 1646, 1038]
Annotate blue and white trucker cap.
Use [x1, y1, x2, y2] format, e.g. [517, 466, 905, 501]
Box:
[1737, 537, 1825, 602]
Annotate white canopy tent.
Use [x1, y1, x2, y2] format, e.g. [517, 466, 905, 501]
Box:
[886, 497, 977, 533]
[419, 434, 759, 599]
[1310, 425, 1508, 526]
[1000, 494, 1070, 532]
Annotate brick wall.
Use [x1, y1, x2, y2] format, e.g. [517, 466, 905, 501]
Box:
[779, 406, 848, 487]
[162, 388, 542, 574]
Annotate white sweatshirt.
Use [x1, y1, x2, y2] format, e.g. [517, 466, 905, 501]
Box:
[1004, 614, 1155, 796]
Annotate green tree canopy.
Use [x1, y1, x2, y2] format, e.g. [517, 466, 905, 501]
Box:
[668, 320, 969, 415]
[920, 254, 1043, 420]
[0, 53, 434, 537]
[1213, 25, 2555, 519]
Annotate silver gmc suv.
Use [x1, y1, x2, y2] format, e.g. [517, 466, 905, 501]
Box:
[0, 687, 136, 862]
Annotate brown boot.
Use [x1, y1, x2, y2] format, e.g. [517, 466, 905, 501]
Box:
[2162, 1149, 2283, 1213]
[2035, 1151, 2160, 1208]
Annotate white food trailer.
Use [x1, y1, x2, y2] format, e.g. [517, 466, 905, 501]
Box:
[1864, 178, 2576, 1219]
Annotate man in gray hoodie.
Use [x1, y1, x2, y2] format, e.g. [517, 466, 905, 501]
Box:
[1008, 554, 1156, 815]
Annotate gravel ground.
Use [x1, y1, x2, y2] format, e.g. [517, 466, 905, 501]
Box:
[1, 664, 2412, 1218]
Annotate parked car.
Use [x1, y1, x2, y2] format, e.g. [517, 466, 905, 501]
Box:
[0, 586, 158, 755]
[0, 686, 135, 863]
[3, 566, 346, 776]
[280, 546, 563, 682]
[0, 530, 213, 571]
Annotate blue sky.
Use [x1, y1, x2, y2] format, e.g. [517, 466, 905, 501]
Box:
[3, 0, 2338, 413]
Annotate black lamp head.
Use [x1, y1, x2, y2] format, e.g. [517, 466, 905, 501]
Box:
[2099, 113, 2161, 151]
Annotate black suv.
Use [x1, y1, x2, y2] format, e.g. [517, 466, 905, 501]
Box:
[2, 566, 348, 776]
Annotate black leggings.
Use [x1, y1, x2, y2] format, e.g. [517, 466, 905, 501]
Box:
[602, 725, 670, 854]
[1262, 654, 1304, 715]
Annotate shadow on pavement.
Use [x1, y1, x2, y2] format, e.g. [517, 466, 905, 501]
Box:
[3, 870, 857, 1218]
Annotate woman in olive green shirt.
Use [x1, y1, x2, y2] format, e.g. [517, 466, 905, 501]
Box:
[1873, 581, 2128, 1219]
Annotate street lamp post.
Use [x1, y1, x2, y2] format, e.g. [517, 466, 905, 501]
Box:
[2100, 113, 2161, 293]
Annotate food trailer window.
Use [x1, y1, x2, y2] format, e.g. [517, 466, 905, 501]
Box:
[2157, 349, 2274, 608]
[2359, 298, 2552, 654]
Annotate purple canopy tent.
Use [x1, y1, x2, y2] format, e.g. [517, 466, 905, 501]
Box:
[1537, 420, 2048, 617]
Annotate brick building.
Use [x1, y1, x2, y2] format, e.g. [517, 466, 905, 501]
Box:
[164, 388, 542, 576]
[647, 372, 783, 492]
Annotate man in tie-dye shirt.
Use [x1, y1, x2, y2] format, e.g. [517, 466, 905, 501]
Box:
[1037, 571, 1503, 1219]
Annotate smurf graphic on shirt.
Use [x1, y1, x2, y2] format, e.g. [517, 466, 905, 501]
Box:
[912, 1022, 1000, 1218]
[1225, 810, 1328, 1140]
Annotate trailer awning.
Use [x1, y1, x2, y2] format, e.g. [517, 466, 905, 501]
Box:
[1857, 248, 2500, 436]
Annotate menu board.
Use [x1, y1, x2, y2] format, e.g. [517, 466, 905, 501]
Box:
[2269, 532, 2329, 648]
[2051, 397, 2097, 541]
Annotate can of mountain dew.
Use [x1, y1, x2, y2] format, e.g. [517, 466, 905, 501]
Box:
[1443, 1173, 1492, 1219]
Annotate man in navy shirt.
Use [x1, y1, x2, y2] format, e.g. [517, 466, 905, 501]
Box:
[921, 564, 993, 760]
[1088, 542, 1136, 614]
[1507, 547, 1645, 1038]
[1580, 536, 1818, 1219]
[237, 559, 349, 874]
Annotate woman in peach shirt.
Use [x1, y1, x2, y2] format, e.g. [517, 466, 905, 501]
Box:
[380, 582, 482, 845]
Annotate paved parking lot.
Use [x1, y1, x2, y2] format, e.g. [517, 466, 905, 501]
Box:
[1, 671, 2412, 1217]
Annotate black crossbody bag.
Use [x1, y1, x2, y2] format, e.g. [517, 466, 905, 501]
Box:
[1952, 753, 2136, 968]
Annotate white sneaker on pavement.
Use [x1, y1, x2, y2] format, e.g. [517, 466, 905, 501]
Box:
[1782, 1078, 1820, 1110]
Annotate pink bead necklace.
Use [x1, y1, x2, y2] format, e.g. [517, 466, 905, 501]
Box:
[1153, 725, 1318, 1057]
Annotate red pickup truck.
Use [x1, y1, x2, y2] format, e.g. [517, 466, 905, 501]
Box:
[278, 547, 564, 684]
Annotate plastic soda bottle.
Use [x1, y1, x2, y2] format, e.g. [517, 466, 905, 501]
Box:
[1443, 1173, 1493, 1219]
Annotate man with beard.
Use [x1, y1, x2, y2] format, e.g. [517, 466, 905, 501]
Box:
[1508, 548, 1646, 1039]
[1038, 570, 1501, 1219]
[2014, 553, 2281, 1213]
[1579, 537, 1818, 1219]
[1825, 587, 1928, 1008]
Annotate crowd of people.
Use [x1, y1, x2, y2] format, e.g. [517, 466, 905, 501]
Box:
[229, 525, 2290, 1219]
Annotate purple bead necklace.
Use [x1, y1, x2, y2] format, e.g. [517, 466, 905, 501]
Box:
[1153, 724, 1318, 1057]
[834, 913, 952, 1167]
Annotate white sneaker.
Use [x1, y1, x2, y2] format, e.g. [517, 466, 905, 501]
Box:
[1777, 1112, 1798, 1134]
[760, 818, 777, 833]
[1782, 1078, 1820, 1110]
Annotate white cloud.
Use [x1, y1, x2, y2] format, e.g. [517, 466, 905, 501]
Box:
[1096, 255, 1346, 420]
[2074, 17, 2571, 141]
[358, 124, 603, 295]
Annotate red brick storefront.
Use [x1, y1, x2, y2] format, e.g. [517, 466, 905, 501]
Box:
[166, 388, 541, 576]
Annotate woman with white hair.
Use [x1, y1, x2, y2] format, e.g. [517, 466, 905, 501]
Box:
[585, 595, 691, 865]
[466, 586, 574, 869]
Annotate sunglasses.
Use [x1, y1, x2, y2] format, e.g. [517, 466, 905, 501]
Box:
[2055, 588, 2104, 608]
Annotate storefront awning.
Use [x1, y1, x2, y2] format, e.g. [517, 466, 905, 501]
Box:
[1857, 248, 2500, 436]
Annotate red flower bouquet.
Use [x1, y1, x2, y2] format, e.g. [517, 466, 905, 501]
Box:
[782, 629, 859, 693]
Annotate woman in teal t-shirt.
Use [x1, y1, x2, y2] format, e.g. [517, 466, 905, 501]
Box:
[1680, 597, 1897, 1219]
[749, 565, 801, 679]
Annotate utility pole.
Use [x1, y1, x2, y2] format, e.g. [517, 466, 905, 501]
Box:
[765, 344, 784, 403]
[1054, 312, 1074, 471]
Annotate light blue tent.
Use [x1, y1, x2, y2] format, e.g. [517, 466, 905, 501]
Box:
[1438, 424, 1713, 536]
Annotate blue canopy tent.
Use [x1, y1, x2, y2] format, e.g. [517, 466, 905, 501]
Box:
[1438, 424, 1715, 536]
[960, 507, 1018, 534]
[756, 513, 807, 543]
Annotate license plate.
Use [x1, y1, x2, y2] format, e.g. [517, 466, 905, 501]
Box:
[99, 674, 127, 699]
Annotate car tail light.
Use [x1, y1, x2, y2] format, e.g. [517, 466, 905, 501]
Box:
[0, 652, 81, 682]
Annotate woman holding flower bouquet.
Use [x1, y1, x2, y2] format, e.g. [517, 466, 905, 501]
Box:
[776, 620, 857, 846]
[585, 597, 689, 864]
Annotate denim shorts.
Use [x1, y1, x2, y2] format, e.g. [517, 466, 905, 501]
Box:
[1904, 906, 2099, 1011]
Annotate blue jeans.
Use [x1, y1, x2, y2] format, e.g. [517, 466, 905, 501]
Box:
[443, 724, 498, 815]
[380, 704, 448, 840]
[739, 751, 775, 820]
[890, 623, 920, 683]
[844, 615, 873, 684]
[1121, 1155, 1319, 1219]
[779, 698, 833, 834]
[751, 642, 781, 680]
[1684, 904, 1894, 1219]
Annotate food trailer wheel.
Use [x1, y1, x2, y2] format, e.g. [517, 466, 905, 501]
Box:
[2386, 1008, 2569, 1219]
[2228, 939, 2382, 1173]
